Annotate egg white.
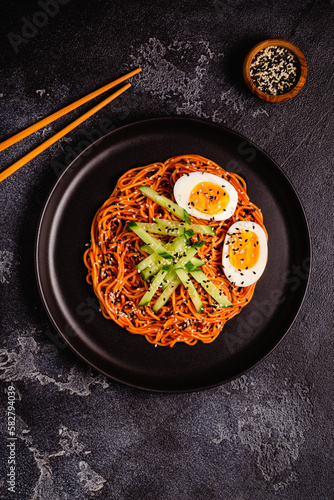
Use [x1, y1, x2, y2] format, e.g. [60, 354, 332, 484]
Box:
[173, 172, 238, 221]
[222, 221, 268, 287]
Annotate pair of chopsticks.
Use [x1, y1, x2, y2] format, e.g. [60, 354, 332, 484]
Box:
[0, 67, 142, 183]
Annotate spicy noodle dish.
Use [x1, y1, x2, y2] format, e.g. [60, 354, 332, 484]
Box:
[84, 154, 268, 347]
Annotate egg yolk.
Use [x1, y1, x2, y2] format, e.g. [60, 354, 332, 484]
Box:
[229, 230, 260, 270]
[189, 182, 229, 215]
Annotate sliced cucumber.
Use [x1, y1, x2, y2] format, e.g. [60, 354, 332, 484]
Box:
[155, 218, 216, 236]
[140, 256, 169, 278]
[188, 224, 216, 236]
[168, 234, 189, 257]
[185, 260, 199, 272]
[137, 219, 215, 237]
[138, 222, 185, 237]
[184, 229, 195, 240]
[175, 269, 203, 313]
[138, 235, 189, 276]
[139, 186, 191, 223]
[189, 257, 205, 268]
[190, 269, 232, 307]
[163, 240, 206, 287]
[127, 221, 173, 259]
[138, 264, 172, 306]
[152, 276, 180, 313]
[140, 243, 153, 254]
[142, 256, 204, 281]
[141, 261, 164, 280]
[155, 219, 187, 228]
[137, 252, 163, 272]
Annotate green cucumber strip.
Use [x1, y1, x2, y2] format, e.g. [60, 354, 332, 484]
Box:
[185, 260, 198, 272]
[141, 246, 181, 279]
[163, 240, 206, 286]
[140, 243, 153, 254]
[137, 252, 165, 273]
[141, 262, 163, 281]
[155, 218, 216, 236]
[137, 235, 189, 275]
[168, 234, 188, 256]
[190, 269, 232, 307]
[188, 224, 215, 236]
[138, 237, 177, 271]
[137, 222, 185, 236]
[127, 221, 173, 259]
[138, 264, 172, 307]
[140, 257, 167, 278]
[138, 219, 215, 237]
[175, 269, 203, 313]
[152, 276, 181, 313]
[142, 256, 204, 281]
[170, 239, 189, 264]
[184, 257, 205, 272]
[155, 218, 186, 228]
[139, 186, 191, 223]
[191, 257, 205, 267]
[184, 229, 195, 240]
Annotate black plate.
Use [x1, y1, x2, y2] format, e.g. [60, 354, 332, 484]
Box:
[35, 117, 311, 392]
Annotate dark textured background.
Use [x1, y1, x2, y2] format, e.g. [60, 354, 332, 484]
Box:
[0, 1, 333, 499]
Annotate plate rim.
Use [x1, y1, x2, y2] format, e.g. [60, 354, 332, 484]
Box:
[35, 116, 312, 392]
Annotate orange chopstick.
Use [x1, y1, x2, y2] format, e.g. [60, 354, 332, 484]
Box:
[0, 67, 141, 153]
[0, 83, 131, 184]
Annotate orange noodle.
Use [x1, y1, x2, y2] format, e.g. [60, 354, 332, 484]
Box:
[83, 154, 268, 347]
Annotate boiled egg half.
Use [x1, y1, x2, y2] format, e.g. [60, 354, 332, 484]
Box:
[222, 221, 268, 287]
[173, 172, 238, 221]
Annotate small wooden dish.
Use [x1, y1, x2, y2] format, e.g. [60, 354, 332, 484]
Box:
[243, 39, 307, 103]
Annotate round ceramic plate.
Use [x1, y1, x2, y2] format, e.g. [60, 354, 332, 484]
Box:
[35, 117, 311, 392]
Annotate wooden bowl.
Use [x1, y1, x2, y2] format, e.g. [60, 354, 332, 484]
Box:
[243, 39, 307, 103]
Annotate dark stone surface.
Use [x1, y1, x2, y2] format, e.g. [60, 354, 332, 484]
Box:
[0, 1, 333, 498]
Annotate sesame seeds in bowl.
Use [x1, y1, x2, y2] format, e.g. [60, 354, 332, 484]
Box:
[250, 46, 300, 95]
[243, 39, 307, 102]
